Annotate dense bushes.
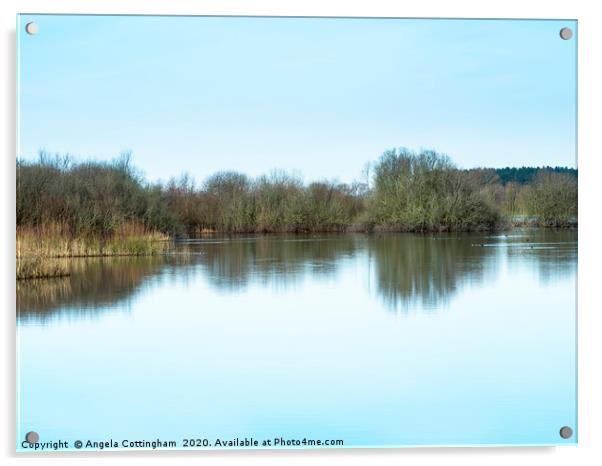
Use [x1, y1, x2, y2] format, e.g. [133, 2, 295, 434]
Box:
[367, 149, 500, 231]
[520, 172, 578, 226]
[157, 170, 363, 234]
[16, 152, 162, 236]
[16, 149, 578, 237]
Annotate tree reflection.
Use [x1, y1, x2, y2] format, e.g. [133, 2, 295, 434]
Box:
[17, 255, 191, 322]
[503, 229, 577, 284]
[195, 235, 359, 291]
[17, 230, 577, 321]
[368, 233, 498, 312]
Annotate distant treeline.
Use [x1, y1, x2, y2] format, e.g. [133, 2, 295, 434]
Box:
[489, 166, 577, 185]
[16, 149, 578, 238]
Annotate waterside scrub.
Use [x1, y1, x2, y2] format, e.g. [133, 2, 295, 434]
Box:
[16, 148, 577, 279]
[16, 223, 169, 279]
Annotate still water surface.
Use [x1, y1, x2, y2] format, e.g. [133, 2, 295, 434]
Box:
[17, 229, 577, 449]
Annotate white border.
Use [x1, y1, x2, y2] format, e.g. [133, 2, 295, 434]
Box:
[2, 1, 601, 465]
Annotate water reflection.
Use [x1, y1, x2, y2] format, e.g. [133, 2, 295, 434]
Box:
[16, 255, 191, 322]
[502, 229, 577, 284]
[17, 230, 577, 321]
[193, 235, 358, 291]
[369, 234, 498, 312]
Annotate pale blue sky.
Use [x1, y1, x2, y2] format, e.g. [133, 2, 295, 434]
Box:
[17, 15, 577, 184]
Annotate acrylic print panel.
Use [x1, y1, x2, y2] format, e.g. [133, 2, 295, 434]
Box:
[16, 15, 577, 452]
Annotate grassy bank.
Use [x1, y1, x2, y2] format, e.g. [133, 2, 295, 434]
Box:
[16, 223, 170, 279]
[16, 256, 70, 280]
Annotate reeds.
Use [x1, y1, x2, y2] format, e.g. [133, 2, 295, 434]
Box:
[16, 223, 170, 279]
[16, 256, 70, 280]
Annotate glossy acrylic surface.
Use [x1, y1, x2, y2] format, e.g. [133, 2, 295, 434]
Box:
[17, 231, 577, 449]
[17, 14, 577, 450]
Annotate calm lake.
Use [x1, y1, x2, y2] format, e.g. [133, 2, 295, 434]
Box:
[17, 229, 577, 449]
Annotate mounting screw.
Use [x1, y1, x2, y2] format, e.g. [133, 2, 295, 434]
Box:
[559, 27, 573, 40]
[25, 431, 39, 444]
[559, 426, 573, 439]
[25, 22, 39, 35]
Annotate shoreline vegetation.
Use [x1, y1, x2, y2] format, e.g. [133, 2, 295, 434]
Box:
[16, 148, 577, 279]
[16, 224, 169, 279]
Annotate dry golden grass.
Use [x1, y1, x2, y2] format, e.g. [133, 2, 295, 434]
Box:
[16, 223, 171, 279]
[16, 256, 70, 280]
